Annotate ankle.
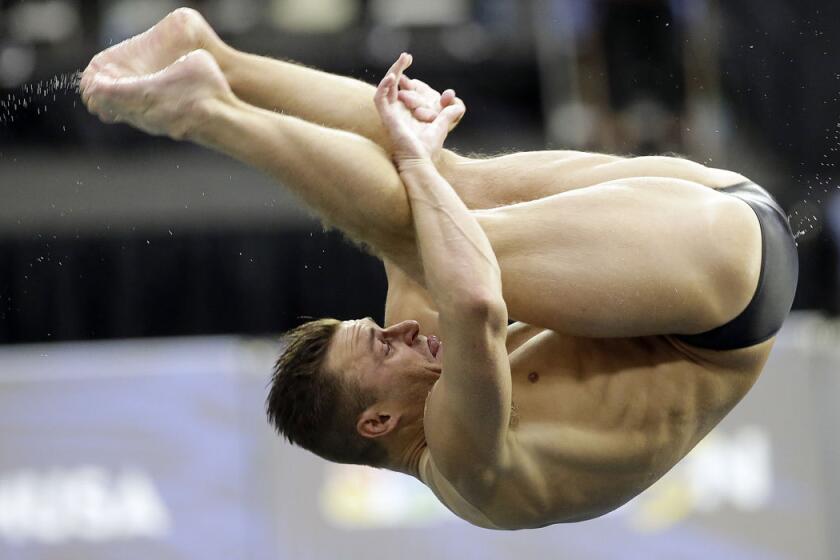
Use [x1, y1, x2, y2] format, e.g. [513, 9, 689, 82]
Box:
[208, 40, 236, 76]
[212, 44, 246, 94]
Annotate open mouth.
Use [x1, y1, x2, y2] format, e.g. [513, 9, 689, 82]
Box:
[427, 336, 440, 358]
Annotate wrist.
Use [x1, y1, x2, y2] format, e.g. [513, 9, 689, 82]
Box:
[395, 148, 451, 174]
[396, 156, 435, 174]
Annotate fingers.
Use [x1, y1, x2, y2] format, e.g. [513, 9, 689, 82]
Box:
[399, 76, 430, 95]
[385, 52, 412, 103]
[402, 81, 461, 112]
[413, 106, 437, 122]
[377, 53, 466, 133]
[374, 73, 397, 116]
[417, 89, 465, 125]
[407, 77, 434, 96]
[440, 103, 466, 125]
[397, 89, 425, 110]
[400, 86, 459, 121]
[440, 90, 466, 115]
[392, 53, 412, 103]
[430, 102, 466, 139]
[440, 90, 466, 130]
[385, 52, 411, 78]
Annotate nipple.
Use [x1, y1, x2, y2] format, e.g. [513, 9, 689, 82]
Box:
[528, 371, 539, 383]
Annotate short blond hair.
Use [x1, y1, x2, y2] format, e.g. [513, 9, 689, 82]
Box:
[266, 318, 388, 467]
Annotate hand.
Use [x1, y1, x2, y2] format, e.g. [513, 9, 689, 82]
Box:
[82, 49, 234, 141]
[80, 7, 220, 102]
[396, 70, 465, 131]
[374, 53, 466, 170]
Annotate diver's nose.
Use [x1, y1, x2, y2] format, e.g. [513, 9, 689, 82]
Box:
[394, 320, 420, 343]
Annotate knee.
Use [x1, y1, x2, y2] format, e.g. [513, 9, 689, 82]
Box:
[435, 149, 491, 209]
[435, 149, 467, 179]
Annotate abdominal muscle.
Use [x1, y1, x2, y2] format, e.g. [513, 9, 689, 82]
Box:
[454, 326, 770, 527]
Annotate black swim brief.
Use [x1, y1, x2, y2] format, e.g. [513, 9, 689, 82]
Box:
[674, 181, 799, 351]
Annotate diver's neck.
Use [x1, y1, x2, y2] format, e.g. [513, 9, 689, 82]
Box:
[391, 427, 427, 479]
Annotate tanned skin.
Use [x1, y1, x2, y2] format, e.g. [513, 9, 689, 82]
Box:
[81, 8, 771, 528]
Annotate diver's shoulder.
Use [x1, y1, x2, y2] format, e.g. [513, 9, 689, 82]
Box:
[418, 448, 505, 530]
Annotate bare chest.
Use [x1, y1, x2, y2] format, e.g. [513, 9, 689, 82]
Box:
[505, 326, 770, 460]
[474, 326, 773, 524]
[426, 325, 773, 527]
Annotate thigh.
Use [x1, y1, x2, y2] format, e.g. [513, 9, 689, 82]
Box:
[474, 177, 762, 338]
[438, 151, 747, 211]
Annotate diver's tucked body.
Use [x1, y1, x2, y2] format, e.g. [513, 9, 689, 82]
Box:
[79, 8, 798, 530]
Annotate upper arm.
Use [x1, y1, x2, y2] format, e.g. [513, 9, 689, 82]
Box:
[425, 299, 513, 489]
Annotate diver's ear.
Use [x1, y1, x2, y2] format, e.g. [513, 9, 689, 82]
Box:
[356, 407, 400, 439]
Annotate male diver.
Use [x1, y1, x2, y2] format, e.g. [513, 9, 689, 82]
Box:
[80, 9, 797, 528]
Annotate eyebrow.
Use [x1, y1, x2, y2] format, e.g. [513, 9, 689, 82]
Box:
[365, 317, 376, 351]
[362, 316, 375, 352]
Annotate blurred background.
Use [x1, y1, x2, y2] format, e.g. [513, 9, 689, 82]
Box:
[0, 0, 838, 558]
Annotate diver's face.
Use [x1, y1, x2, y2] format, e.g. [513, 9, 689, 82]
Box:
[328, 317, 443, 404]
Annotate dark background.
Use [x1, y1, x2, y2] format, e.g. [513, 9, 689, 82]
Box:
[1, 2, 839, 558]
[0, 0, 838, 343]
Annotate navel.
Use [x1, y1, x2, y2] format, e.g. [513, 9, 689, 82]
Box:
[528, 371, 540, 383]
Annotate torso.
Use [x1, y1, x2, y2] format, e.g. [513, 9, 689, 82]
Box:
[417, 163, 775, 528]
[422, 324, 773, 529]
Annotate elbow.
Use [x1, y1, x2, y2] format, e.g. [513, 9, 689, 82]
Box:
[455, 292, 508, 331]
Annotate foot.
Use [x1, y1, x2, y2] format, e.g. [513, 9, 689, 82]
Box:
[83, 49, 234, 141]
[80, 7, 221, 101]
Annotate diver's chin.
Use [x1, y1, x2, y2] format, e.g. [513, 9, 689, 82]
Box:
[426, 364, 443, 377]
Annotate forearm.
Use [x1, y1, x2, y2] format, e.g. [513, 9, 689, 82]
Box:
[191, 96, 423, 276]
[399, 161, 503, 310]
[212, 45, 395, 151]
